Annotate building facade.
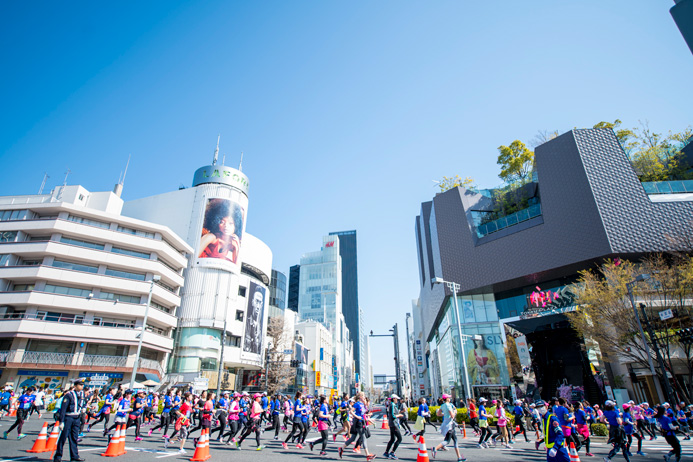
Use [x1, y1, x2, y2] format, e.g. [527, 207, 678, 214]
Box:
[287, 264, 300, 313]
[268, 269, 287, 319]
[0, 185, 191, 390]
[124, 152, 272, 390]
[415, 128, 693, 404]
[328, 230, 364, 391]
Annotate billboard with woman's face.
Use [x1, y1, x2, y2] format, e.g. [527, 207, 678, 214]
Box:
[196, 198, 245, 273]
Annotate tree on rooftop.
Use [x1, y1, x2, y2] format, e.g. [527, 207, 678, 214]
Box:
[437, 175, 475, 193]
[497, 140, 534, 184]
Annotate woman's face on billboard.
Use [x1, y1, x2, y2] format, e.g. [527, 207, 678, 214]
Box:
[219, 215, 235, 236]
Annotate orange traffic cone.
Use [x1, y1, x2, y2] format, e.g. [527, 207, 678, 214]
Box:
[569, 441, 581, 462]
[8, 401, 17, 417]
[44, 422, 61, 452]
[381, 418, 389, 430]
[190, 428, 210, 461]
[117, 423, 127, 456]
[417, 436, 430, 462]
[101, 425, 123, 457]
[461, 422, 467, 439]
[27, 422, 49, 453]
[311, 420, 317, 428]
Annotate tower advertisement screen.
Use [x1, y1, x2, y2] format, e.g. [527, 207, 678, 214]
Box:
[243, 280, 265, 355]
[197, 197, 246, 273]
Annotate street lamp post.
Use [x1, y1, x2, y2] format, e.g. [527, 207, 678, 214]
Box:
[626, 274, 669, 403]
[432, 277, 472, 401]
[405, 313, 414, 403]
[369, 326, 402, 398]
[130, 274, 161, 389]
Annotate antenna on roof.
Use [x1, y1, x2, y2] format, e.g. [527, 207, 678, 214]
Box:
[121, 155, 131, 186]
[38, 173, 50, 195]
[57, 168, 71, 201]
[212, 135, 220, 165]
[222, 153, 226, 166]
[238, 151, 244, 172]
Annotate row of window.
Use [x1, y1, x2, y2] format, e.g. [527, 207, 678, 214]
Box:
[0, 210, 28, 221]
[67, 214, 157, 239]
[1, 310, 137, 329]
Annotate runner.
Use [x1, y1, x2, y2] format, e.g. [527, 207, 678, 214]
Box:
[601, 400, 630, 462]
[126, 389, 146, 441]
[656, 405, 681, 462]
[166, 392, 193, 454]
[308, 394, 332, 456]
[477, 397, 492, 448]
[210, 392, 229, 441]
[334, 397, 352, 441]
[430, 393, 467, 462]
[622, 403, 645, 457]
[150, 388, 173, 437]
[3, 386, 33, 439]
[413, 397, 433, 440]
[512, 399, 529, 442]
[0, 385, 13, 420]
[339, 392, 375, 461]
[236, 392, 264, 450]
[383, 394, 403, 459]
[399, 398, 411, 436]
[224, 393, 242, 444]
[88, 387, 115, 434]
[574, 401, 594, 457]
[105, 390, 131, 436]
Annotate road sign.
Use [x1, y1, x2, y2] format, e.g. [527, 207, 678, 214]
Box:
[283, 349, 294, 354]
[193, 377, 209, 391]
[659, 309, 674, 321]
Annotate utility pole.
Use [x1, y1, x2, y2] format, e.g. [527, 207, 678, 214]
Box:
[369, 326, 402, 398]
[639, 303, 675, 403]
[405, 313, 414, 403]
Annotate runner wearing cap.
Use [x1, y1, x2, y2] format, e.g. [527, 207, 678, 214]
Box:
[223, 392, 242, 444]
[236, 393, 264, 450]
[383, 394, 403, 459]
[430, 393, 467, 462]
[477, 397, 492, 448]
[656, 405, 681, 462]
[622, 403, 645, 457]
[601, 400, 630, 462]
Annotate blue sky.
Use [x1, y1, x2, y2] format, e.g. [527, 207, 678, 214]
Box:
[1, 1, 691, 378]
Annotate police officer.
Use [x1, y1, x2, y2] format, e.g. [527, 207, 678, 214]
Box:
[53, 379, 86, 462]
[537, 400, 570, 462]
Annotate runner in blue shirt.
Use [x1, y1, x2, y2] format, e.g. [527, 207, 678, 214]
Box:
[622, 404, 645, 456]
[601, 401, 629, 462]
[0, 387, 13, 419]
[656, 405, 681, 462]
[150, 390, 173, 437]
[512, 400, 529, 442]
[340, 392, 375, 460]
[283, 392, 305, 449]
[307, 395, 331, 455]
[477, 397, 492, 447]
[88, 387, 115, 433]
[3, 387, 32, 439]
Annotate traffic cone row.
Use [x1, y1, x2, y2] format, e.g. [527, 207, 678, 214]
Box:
[417, 435, 430, 462]
[45, 422, 61, 452]
[569, 441, 581, 462]
[381, 418, 389, 430]
[190, 428, 210, 461]
[101, 424, 127, 457]
[26, 422, 49, 453]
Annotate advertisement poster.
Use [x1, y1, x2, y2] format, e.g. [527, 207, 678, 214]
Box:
[16, 370, 68, 390]
[78, 372, 124, 389]
[515, 335, 532, 367]
[242, 281, 265, 355]
[196, 197, 246, 273]
[467, 335, 502, 385]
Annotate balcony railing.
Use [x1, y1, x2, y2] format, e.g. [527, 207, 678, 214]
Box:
[642, 180, 693, 195]
[22, 351, 75, 365]
[82, 354, 128, 368]
[139, 358, 165, 375]
[0, 350, 12, 362]
[477, 203, 542, 237]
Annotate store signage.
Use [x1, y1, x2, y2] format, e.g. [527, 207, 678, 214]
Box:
[659, 309, 674, 321]
[192, 165, 250, 195]
[325, 241, 334, 248]
[18, 370, 68, 377]
[523, 285, 577, 318]
[316, 372, 322, 387]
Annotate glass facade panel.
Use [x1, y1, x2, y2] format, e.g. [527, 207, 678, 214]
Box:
[0, 210, 28, 221]
[111, 246, 150, 259]
[60, 236, 105, 250]
[0, 231, 18, 243]
[52, 259, 99, 274]
[44, 284, 91, 297]
[105, 268, 146, 281]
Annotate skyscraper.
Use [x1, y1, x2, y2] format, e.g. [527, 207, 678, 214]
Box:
[328, 230, 363, 388]
[287, 264, 300, 313]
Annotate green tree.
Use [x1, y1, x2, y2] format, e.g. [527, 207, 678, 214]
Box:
[437, 175, 475, 193]
[497, 140, 534, 184]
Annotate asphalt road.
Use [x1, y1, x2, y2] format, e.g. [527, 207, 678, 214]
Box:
[1, 415, 692, 462]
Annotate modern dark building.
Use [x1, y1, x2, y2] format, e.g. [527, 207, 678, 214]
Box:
[329, 230, 363, 385]
[671, 0, 693, 55]
[287, 264, 300, 313]
[415, 128, 693, 404]
[268, 269, 287, 319]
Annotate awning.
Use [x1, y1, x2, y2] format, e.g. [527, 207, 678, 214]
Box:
[136, 373, 160, 383]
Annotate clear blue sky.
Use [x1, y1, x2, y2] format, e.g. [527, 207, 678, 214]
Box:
[1, 1, 691, 378]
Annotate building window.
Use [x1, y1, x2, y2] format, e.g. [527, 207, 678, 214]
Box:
[110, 246, 150, 259]
[0, 231, 18, 243]
[25, 339, 74, 353]
[12, 284, 35, 291]
[311, 293, 321, 309]
[44, 284, 91, 297]
[52, 259, 99, 274]
[92, 316, 135, 328]
[0, 210, 28, 221]
[235, 310, 244, 321]
[200, 358, 217, 371]
[105, 268, 146, 281]
[116, 225, 155, 239]
[238, 286, 246, 297]
[150, 301, 172, 313]
[66, 214, 110, 229]
[28, 235, 51, 241]
[19, 259, 42, 266]
[0, 254, 9, 266]
[97, 291, 141, 304]
[140, 348, 159, 361]
[85, 344, 127, 356]
[60, 236, 105, 250]
[226, 335, 241, 347]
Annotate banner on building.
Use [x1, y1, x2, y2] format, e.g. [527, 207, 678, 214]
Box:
[196, 197, 246, 274]
[242, 280, 266, 355]
[16, 370, 68, 390]
[515, 335, 532, 367]
[316, 371, 322, 387]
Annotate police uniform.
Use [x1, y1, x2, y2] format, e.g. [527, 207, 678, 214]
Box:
[53, 380, 85, 462]
[542, 409, 570, 462]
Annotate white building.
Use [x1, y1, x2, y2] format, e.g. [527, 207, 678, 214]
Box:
[0, 185, 191, 390]
[123, 149, 272, 391]
[297, 235, 354, 394]
[295, 320, 334, 396]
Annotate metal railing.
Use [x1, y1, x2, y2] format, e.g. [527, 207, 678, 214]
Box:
[139, 358, 165, 375]
[0, 350, 12, 362]
[21, 351, 75, 365]
[642, 180, 693, 195]
[82, 354, 128, 368]
[477, 203, 542, 237]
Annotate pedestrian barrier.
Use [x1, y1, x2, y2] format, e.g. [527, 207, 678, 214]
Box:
[190, 428, 211, 461]
[417, 435, 430, 462]
[45, 422, 61, 452]
[101, 425, 124, 457]
[381, 418, 389, 430]
[26, 422, 49, 453]
[461, 422, 467, 439]
[569, 441, 581, 462]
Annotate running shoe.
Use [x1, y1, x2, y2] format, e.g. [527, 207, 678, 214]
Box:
[320, 451, 327, 456]
[457, 458, 467, 462]
[256, 446, 263, 451]
[148, 429, 153, 436]
[389, 455, 399, 460]
[636, 451, 647, 456]
[296, 443, 304, 449]
[78, 433, 84, 438]
[476, 443, 484, 449]
[2, 431, 8, 439]
[535, 441, 541, 450]
[162, 434, 168, 438]
[18, 433, 27, 440]
[309, 442, 315, 451]
[586, 453, 594, 457]
[431, 447, 437, 459]
[135, 437, 143, 441]
[366, 455, 376, 461]
[282, 442, 288, 449]
[164, 436, 169, 448]
[86, 425, 91, 433]
[274, 436, 278, 440]
[178, 449, 186, 454]
[338, 447, 344, 459]
[383, 453, 390, 459]
[193, 437, 198, 447]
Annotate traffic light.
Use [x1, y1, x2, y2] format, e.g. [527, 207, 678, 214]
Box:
[290, 360, 299, 368]
[676, 327, 693, 345]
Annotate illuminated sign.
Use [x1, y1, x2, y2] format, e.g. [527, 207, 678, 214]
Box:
[325, 241, 334, 248]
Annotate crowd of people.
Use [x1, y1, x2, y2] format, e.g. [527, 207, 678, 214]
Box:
[1, 380, 692, 462]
